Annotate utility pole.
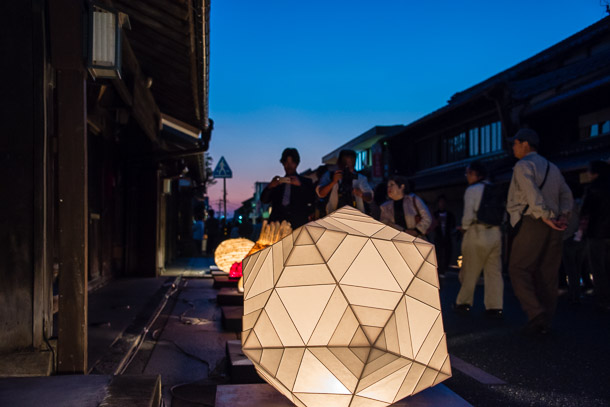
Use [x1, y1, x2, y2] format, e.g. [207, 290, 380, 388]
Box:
[223, 178, 227, 220]
[212, 156, 232, 220]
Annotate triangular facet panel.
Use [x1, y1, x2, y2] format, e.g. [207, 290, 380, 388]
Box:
[315, 229, 348, 262]
[293, 350, 351, 394]
[332, 218, 385, 237]
[308, 287, 349, 346]
[277, 285, 335, 344]
[371, 239, 414, 292]
[294, 227, 314, 246]
[393, 241, 425, 276]
[276, 264, 335, 287]
[340, 240, 401, 292]
[356, 363, 411, 403]
[265, 291, 304, 346]
[285, 245, 325, 266]
[305, 225, 326, 243]
[326, 235, 368, 281]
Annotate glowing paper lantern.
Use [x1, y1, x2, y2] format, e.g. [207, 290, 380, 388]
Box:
[229, 262, 243, 279]
[214, 238, 255, 273]
[241, 206, 451, 407]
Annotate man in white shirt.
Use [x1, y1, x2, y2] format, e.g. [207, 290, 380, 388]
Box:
[316, 149, 373, 214]
[455, 160, 503, 317]
[507, 128, 573, 335]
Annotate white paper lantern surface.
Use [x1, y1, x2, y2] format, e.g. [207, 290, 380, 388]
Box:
[241, 206, 451, 407]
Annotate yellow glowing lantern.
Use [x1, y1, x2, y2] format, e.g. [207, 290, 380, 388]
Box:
[214, 238, 255, 273]
[241, 206, 451, 407]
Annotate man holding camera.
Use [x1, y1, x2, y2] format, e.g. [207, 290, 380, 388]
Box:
[261, 148, 316, 229]
[316, 149, 373, 214]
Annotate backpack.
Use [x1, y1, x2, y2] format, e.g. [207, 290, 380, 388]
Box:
[476, 182, 506, 226]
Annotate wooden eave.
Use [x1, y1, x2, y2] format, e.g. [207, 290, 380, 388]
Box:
[113, 0, 210, 146]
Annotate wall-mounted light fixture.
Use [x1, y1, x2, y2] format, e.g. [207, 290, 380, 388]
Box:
[87, 3, 122, 79]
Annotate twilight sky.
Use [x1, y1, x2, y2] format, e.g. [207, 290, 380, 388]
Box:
[206, 0, 608, 217]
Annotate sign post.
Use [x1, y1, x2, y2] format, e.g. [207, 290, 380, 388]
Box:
[212, 156, 233, 220]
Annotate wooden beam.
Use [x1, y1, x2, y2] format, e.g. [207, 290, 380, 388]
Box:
[50, 0, 88, 375]
[32, 0, 51, 351]
[119, 33, 163, 146]
[56, 70, 88, 375]
[186, 0, 201, 123]
[133, 79, 162, 143]
[119, 0, 188, 22]
[135, 52, 191, 77]
[123, 32, 189, 67]
[111, 78, 133, 107]
[115, 0, 189, 29]
[114, 2, 190, 45]
[123, 24, 189, 56]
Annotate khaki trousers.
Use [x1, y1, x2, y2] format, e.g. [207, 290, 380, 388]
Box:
[456, 224, 504, 309]
[509, 216, 563, 321]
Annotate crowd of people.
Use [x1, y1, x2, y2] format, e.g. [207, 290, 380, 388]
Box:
[200, 128, 610, 336]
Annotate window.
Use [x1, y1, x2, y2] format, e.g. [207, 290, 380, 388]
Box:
[469, 128, 479, 156]
[579, 109, 610, 139]
[491, 122, 502, 151]
[444, 132, 467, 162]
[590, 121, 610, 138]
[468, 121, 502, 157]
[355, 149, 370, 171]
[442, 121, 503, 164]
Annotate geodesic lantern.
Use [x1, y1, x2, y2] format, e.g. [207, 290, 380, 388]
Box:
[241, 206, 451, 407]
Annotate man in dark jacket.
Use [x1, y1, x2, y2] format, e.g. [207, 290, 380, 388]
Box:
[581, 160, 610, 312]
[261, 148, 315, 229]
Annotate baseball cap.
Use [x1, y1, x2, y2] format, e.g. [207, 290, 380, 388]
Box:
[507, 128, 540, 146]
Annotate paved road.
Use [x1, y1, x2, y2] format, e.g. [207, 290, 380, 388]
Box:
[117, 260, 610, 406]
[439, 271, 610, 406]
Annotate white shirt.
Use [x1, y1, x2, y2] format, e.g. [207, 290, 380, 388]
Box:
[317, 171, 373, 214]
[507, 152, 573, 226]
[462, 182, 486, 230]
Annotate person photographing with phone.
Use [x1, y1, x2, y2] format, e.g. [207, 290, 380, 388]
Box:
[506, 128, 573, 335]
[316, 149, 373, 214]
[261, 148, 316, 229]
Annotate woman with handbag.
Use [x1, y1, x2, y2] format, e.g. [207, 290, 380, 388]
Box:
[380, 175, 432, 239]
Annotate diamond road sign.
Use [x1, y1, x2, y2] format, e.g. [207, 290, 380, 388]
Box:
[213, 156, 233, 178]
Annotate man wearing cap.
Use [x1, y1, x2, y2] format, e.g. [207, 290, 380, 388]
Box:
[506, 128, 573, 335]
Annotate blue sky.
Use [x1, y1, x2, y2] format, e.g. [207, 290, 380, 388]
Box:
[207, 0, 608, 216]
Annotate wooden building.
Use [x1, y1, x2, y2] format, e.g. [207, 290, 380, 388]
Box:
[389, 15, 610, 206]
[0, 0, 211, 375]
[323, 16, 610, 211]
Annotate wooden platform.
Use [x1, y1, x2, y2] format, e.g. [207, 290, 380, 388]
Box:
[213, 275, 239, 289]
[211, 269, 227, 276]
[215, 383, 472, 407]
[226, 340, 264, 384]
[221, 306, 243, 332]
[0, 374, 162, 407]
[217, 288, 244, 306]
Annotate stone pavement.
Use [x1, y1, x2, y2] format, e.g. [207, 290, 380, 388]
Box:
[123, 270, 237, 406]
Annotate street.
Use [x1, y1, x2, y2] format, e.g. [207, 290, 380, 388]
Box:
[440, 271, 610, 406]
[112, 259, 610, 407]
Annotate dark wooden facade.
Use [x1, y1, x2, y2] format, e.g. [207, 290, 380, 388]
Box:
[324, 17, 610, 214]
[387, 16, 610, 206]
[0, 0, 211, 375]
